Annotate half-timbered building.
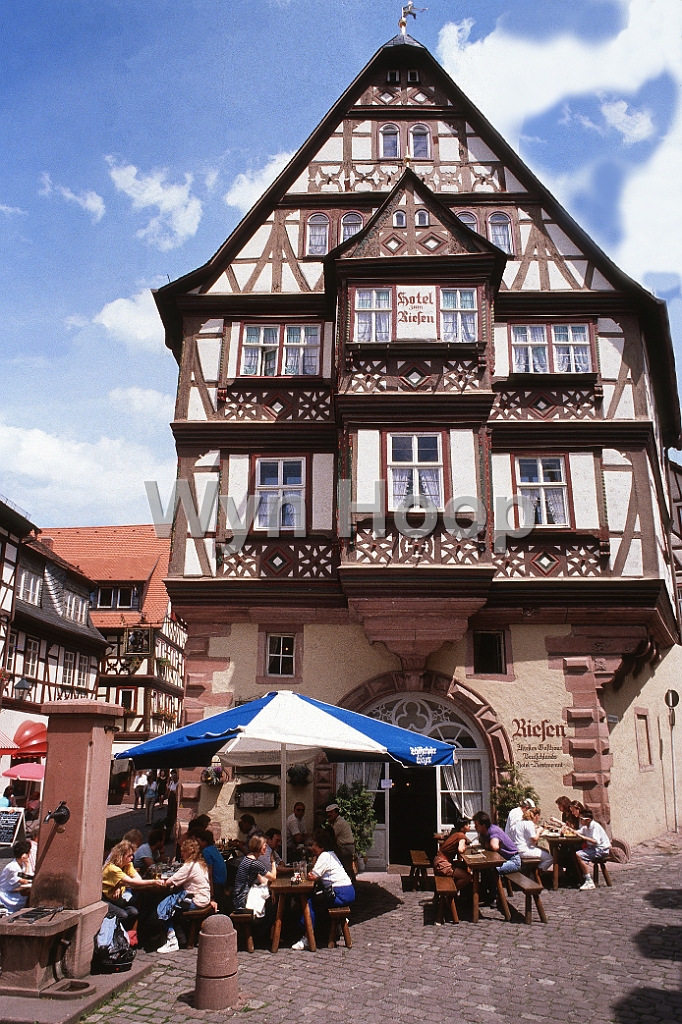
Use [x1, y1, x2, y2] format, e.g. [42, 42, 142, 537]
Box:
[152, 31, 682, 863]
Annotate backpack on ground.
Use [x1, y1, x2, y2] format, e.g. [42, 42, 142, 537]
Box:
[92, 912, 137, 974]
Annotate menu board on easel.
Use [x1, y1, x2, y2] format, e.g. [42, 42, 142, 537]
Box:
[0, 808, 25, 848]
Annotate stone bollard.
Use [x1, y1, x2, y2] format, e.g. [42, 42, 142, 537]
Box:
[194, 913, 239, 1011]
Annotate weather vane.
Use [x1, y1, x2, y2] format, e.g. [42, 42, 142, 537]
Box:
[399, 2, 428, 36]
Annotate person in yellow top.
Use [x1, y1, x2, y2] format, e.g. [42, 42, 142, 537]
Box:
[102, 840, 160, 929]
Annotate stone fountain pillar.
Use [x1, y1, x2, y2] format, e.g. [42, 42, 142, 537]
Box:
[0, 700, 122, 996]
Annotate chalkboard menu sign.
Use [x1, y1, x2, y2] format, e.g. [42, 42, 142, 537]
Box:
[0, 808, 25, 847]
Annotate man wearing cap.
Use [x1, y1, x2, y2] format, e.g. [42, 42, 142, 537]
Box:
[326, 803, 355, 878]
[504, 797, 535, 836]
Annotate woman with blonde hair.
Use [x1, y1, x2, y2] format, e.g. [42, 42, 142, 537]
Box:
[156, 837, 217, 952]
[101, 840, 159, 928]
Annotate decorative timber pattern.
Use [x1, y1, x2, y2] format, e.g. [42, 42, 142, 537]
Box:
[341, 355, 481, 394]
[220, 388, 333, 422]
[490, 387, 601, 420]
[219, 541, 338, 580]
[493, 539, 605, 578]
[348, 528, 481, 567]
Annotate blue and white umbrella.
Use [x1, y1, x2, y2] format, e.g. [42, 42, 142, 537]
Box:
[115, 690, 456, 840]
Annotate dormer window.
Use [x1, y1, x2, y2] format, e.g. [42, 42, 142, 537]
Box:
[341, 212, 363, 242]
[381, 124, 400, 159]
[489, 212, 513, 254]
[407, 70, 420, 83]
[307, 214, 329, 256]
[96, 585, 139, 610]
[410, 125, 430, 159]
[64, 591, 88, 624]
[387, 70, 400, 84]
[17, 569, 42, 606]
[393, 210, 407, 228]
[415, 209, 430, 228]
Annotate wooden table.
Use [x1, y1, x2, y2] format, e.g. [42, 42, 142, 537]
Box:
[460, 850, 512, 923]
[544, 834, 584, 890]
[269, 878, 316, 953]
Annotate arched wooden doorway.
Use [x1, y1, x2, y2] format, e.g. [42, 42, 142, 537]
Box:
[337, 672, 513, 869]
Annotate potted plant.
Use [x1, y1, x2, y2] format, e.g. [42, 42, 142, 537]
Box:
[201, 764, 225, 786]
[490, 762, 539, 825]
[332, 781, 377, 868]
[286, 763, 311, 786]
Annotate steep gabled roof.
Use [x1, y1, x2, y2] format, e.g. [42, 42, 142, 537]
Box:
[152, 34, 680, 445]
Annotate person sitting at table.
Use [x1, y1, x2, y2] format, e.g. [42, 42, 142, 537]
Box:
[103, 828, 144, 865]
[196, 829, 228, 911]
[504, 797, 535, 836]
[569, 800, 586, 829]
[285, 802, 308, 862]
[265, 827, 283, 866]
[134, 828, 167, 874]
[574, 809, 611, 891]
[0, 840, 32, 912]
[433, 829, 473, 891]
[1, 785, 17, 807]
[174, 814, 210, 858]
[510, 807, 553, 873]
[555, 795, 572, 823]
[233, 835, 276, 937]
[291, 829, 356, 951]
[326, 803, 356, 879]
[101, 840, 160, 929]
[472, 812, 521, 875]
[156, 837, 217, 952]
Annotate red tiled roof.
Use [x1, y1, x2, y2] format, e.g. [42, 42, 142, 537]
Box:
[25, 538, 96, 586]
[46, 526, 171, 627]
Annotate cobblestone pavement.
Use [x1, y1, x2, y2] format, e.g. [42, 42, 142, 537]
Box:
[83, 832, 682, 1024]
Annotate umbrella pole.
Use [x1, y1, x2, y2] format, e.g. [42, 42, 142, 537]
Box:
[281, 743, 287, 861]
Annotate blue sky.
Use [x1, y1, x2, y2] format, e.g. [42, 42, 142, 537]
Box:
[0, 0, 680, 525]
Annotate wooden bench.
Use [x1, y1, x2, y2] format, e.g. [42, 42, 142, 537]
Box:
[434, 875, 459, 925]
[593, 859, 613, 887]
[505, 872, 547, 925]
[229, 909, 255, 952]
[181, 906, 214, 948]
[327, 906, 352, 948]
[409, 850, 430, 891]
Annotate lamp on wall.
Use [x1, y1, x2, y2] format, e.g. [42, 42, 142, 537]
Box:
[13, 677, 33, 701]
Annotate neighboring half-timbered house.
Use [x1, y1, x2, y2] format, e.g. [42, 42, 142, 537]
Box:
[152, 32, 682, 862]
[47, 528, 187, 774]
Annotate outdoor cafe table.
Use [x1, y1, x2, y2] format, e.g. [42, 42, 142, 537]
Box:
[544, 833, 585, 890]
[460, 849, 512, 923]
[269, 877, 316, 953]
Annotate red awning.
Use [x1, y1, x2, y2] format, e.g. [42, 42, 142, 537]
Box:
[12, 721, 47, 758]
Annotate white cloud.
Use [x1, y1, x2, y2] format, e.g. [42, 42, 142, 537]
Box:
[204, 168, 219, 191]
[65, 314, 91, 330]
[437, 0, 682, 287]
[108, 387, 175, 423]
[0, 419, 176, 526]
[93, 287, 165, 353]
[39, 171, 105, 223]
[600, 99, 655, 145]
[224, 151, 295, 214]
[106, 157, 202, 250]
[0, 203, 27, 216]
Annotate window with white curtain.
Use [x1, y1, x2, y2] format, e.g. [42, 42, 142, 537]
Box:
[341, 212, 363, 242]
[512, 325, 549, 373]
[489, 212, 513, 254]
[410, 124, 430, 158]
[355, 289, 391, 342]
[283, 326, 320, 375]
[380, 124, 400, 158]
[388, 433, 443, 510]
[242, 325, 320, 376]
[440, 289, 477, 343]
[457, 211, 478, 231]
[517, 457, 568, 526]
[255, 458, 306, 530]
[242, 325, 279, 376]
[552, 324, 591, 372]
[306, 213, 329, 255]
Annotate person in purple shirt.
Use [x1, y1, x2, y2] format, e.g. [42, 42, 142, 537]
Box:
[472, 811, 522, 875]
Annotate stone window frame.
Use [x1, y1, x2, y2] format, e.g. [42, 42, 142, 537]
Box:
[634, 706, 655, 772]
[465, 627, 515, 682]
[256, 624, 304, 688]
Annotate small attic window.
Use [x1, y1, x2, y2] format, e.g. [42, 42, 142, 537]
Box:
[407, 70, 419, 83]
[457, 211, 478, 232]
[381, 124, 400, 159]
[415, 209, 430, 228]
[387, 70, 400, 84]
[393, 210, 407, 228]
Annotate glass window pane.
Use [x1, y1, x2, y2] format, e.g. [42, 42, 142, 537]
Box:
[259, 461, 279, 486]
[304, 326, 320, 344]
[356, 290, 372, 309]
[571, 325, 588, 342]
[553, 325, 569, 343]
[544, 488, 567, 525]
[574, 346, 590, 372]
[376, 290, 391, 309]
[441, 290, 457, 310]
[513, 346, 530, 372]
[459, 290, 475, 309]
[375, 312, 390, 342]
[382, 127, 398, 158]
[442, 312, 458, 342]
[286, 326, 301, 344]
[541, 458, 563, 483]
[302, 348, 319, 374]
[461, 313, 476, 342]
[412, 129, 429, 158]
[245, 326, 260, 344]
[263, 327, 279, 344]
[555, 346, 571, 372]
[512, 326, 527, 344]
[457, 212, 477, 229]
[284, 347, 300, 374]
[518, 458, 539, 483]
[532, 346, 548, 372]
[342, 214, 362, 240]
[417, 435, 439, 462]
[263, 349, 277, 375]
[242, 347, 258, 374]
[392, 435, 413, 462]
[529, 325, 546, 344]
[282, 460, 303, 485]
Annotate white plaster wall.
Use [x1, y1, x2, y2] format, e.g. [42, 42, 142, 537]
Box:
[597, 335, 624, 379]
[449, 430, 479, 500]
[227, 454, 250, 520]
[568, 453, 600, 529]
[235, 224, 272, 261]
[323, 322, 333, 378]
[183, 539, 203, 577]
[196, 338, 222, 382]
[226, 322, 240, 378]
[193, 472, 219, 531]
[604, 470, 632, 533]
[493, 323, 509, 376]
[314, 136, 344, 161]
[356, 430, 381, 506]
[312, 453, 334, 530]
[187, 388, 206, 421]
[491, 453, 514, 529]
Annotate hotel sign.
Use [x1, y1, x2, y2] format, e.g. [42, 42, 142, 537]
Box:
[396, 287, 437, 340]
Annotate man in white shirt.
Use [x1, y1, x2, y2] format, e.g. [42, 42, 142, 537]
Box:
[504, 797, 535, 836]
[134, 771, 148, 811]
[0, 840, 32, 912]
[285, 802, 307, 862]
[575, 809, 611, 891]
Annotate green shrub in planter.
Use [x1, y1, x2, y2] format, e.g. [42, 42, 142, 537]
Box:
[490, 762, 539, 826]
[332, 782, 377, 858]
